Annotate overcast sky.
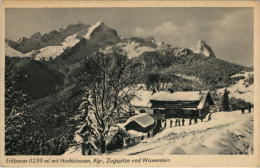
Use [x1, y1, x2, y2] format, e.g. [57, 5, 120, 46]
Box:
[5, 8, 253, 66]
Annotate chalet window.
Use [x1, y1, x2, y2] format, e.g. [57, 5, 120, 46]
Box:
[140, 109, 146, 113]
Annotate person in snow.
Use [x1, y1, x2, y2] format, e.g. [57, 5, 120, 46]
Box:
[194, 117, 198, 124]
[207, 113, 212, 121]
[182, 118, 185, 126]
[175, 119, 178, 127]
[248, 103, 252, 113]
[170, 120, 173, 127]
[178, 119, 181, 126]
[241, 107, 245, 114]
[189, 118, 192, 125]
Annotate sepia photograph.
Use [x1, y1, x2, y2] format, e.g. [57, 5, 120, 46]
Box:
[1, 1, 260, 167]
[3, 7, 255, 156]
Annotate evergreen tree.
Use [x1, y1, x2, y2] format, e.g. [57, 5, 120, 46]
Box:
[73, 89, 93, 155]
[5, 57, 47, 155]
[221, 88, 230, 111]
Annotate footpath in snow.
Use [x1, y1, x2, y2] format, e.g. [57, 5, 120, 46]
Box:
[109, 110, 253, 155]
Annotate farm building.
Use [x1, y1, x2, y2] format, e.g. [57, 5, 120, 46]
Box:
[130, 90, 154, 115]
[124, 113, 155, 133]
[150, 91, 214, 119]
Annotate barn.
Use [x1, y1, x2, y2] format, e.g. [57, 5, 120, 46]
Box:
[124, 113, 155, 133]
[150, 91, 215, 119]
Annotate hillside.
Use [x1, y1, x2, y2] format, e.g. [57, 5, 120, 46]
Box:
[5, 21, 254, 151]
[108, 111, 253, 155]
[218, 71, 254, 104]
[6, 57, 64, 99]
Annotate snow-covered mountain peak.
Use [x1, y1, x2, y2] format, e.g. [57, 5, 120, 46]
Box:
[190, 40, 216, 58]
[79, 21, 119, 45]
[83, 21, 104, 39]
[5, 21, 220, 63]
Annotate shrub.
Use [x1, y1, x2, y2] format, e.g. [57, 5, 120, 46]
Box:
[229, 97, 251, 111]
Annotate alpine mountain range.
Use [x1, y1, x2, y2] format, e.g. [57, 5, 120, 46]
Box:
[5, 21, 254, 155]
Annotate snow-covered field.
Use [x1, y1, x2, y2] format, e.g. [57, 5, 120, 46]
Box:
[218, 71, 254, 104]
[108, 110, 253, 155]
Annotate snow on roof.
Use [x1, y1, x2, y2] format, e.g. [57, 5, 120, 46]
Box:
[151, 91, 208, 102]
[131, 90, 210, 107]
[127, 130, 147, 137]
[197, 93, 209, 109]
[124, 113, 154, 128]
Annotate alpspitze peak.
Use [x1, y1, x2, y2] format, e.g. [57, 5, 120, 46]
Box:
[83, 21, 116, 40]
[95, 21, 104, 26]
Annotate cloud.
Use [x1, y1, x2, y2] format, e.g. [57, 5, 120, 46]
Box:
[131, 9, 253, 66]
[131, 21, 197, 46]
[132, 27, 149, 37]
[207, 10, 253, 65]
[132, 22, 182, 38]
[153, 22, 178, 35]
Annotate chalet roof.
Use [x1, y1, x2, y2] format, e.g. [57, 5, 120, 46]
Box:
[124, 113, 154, 128]
[151, 91, 208, 102]
[131, 90, 214, 110]
[150, 91, 214, 110]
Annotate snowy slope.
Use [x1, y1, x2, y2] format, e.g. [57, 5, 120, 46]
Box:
[64, 110, 254, 155]
[34, 34, 80, 61]
[101, 40, 156, 59]
[118, 41, 156, 58]
[109, 110, 253, 155]
[27, 21, 118, 61]
[5, 43, 29, 58]
[218, 71, 254, 103]
[130, 90, 153, 107]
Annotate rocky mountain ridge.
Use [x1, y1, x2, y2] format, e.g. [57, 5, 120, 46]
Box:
[5, 21, 251, 100]
[6, 21, 216, 61]
[190, 40, 216, 58]
[6, 23, 90, 53]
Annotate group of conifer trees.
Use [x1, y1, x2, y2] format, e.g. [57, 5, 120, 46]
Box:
[5, 57, 70, 155]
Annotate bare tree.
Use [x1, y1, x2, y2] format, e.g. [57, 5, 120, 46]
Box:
[76, 48, 137, 154]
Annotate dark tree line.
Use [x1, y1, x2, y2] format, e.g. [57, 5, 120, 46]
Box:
[5, 57, 45, 155]
[5, 57, 71, 155]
